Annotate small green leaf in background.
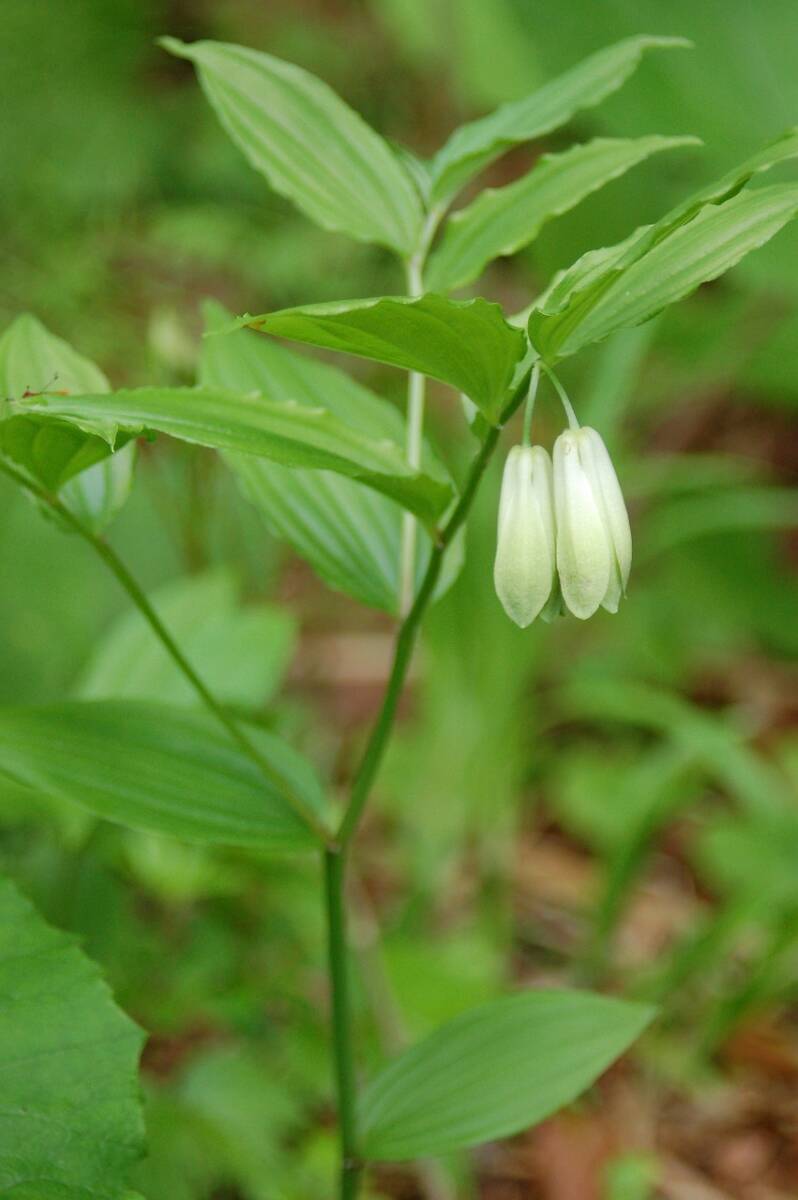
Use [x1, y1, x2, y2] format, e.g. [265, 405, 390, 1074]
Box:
[0, 874, 145, 1198]
[642, 483, 798, 558]
[531, 183, 798, 359]
[233, 293, 527, 423]
[160, 37, 423, 257]
[695, 810, 798, 910]
[360, 989, 653, 1161]
[76, 568, 296, 709]
[426, 135, 700, 293]
[0, 701, 324, 851]
[428, 34, 691, 205]
[602, 1152, 659, 1200]
[0, 314, 134, 531]
[559, 678, 792, 817]
[15, 383, 452, 527]
[202, 302, 462, 612]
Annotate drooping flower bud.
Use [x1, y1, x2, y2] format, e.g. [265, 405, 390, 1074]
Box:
[553, 427, 632, 619]
[494, 445, 556, 627]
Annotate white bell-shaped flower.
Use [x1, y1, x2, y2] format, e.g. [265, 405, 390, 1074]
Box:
[494, 445, 556, 627]
[553, 427, 632, 619]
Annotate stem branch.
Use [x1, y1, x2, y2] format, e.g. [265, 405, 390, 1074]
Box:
[339, 364, 532, 850]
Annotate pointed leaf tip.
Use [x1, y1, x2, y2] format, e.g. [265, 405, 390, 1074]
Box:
[158, 34, 190, 58]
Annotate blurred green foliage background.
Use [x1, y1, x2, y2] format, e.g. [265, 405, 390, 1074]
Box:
[2, 2, 798, 1197]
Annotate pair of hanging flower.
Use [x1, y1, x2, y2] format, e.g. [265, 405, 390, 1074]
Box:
[494, 363, 632, 627]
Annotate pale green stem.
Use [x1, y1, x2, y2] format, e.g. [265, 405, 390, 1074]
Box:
[540, 360, 579, 430]
[521, 361, 541, 447]
[399, 254, 426, 616]
[398, 204, 446, 616]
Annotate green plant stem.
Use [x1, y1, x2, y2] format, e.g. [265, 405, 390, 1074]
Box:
[339, 370, 530, 850]
[324, 849, 362, 1199]
[398, 204, 446, 616]
[539, 360, 579, 429]
[521, 361, 541, 447]
[399, 365, 425, 616]
[399, 255, 427, 616]
[0, 459, 333, 846]
[321, 365, 531, 1199]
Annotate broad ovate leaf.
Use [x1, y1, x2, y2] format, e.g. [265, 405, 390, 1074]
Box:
[426, 135, 699, 293]
[231, 294, 527, 423]
[428, 35, 691, 205]
[14, 384, 452, 528]
[202, 302, 463, 612]
[0, 874, 145, 1197]
[361, 989, 653, 1160]
[161, 37, 422, 256]
[0, 701, 325, 851]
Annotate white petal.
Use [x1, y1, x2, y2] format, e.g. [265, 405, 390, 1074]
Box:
[530, 445, 556, 569]
[579, 427, 632, 591]
[553, 431, 612, 620]
[494, 446, 554, 627]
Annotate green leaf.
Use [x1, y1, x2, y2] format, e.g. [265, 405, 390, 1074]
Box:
[59, 442, 137, 535]
[531, 183, 798, 360]
[201, 302, 463, 611]
[529, 126, 798, 359]
[201, 301, 416, 447]
[160, 37, 422, 257]
[232, 294, 527, 423]
[14, 384, 452, 527]
[76, 569, 296, 708]
[360, 989, 653, 1161]
[428, 35, 690, 205]
[0, 701, 324, 851]
[0, 874, 144, 1198]
[426, 135, 699, 293]
[667, 124, 798, 228]
[603, 1153, 659, 1200]
[229, 457, 463, 612]
[0, 315, 132, 530]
